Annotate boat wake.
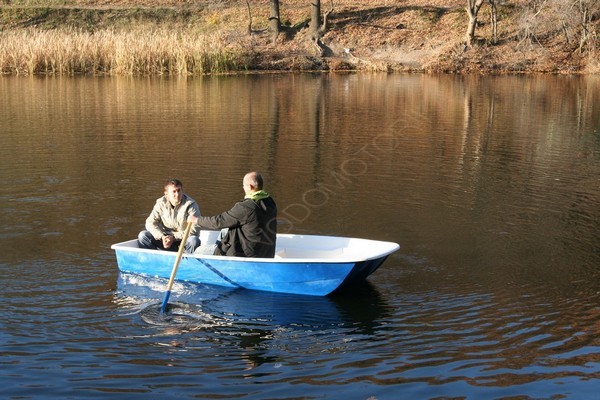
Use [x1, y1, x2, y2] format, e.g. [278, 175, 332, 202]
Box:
[114, 273, 236, 332]
[138, 302, 220, 328]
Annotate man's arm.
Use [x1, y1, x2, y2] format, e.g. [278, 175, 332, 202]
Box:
[145, 199, 168, 240]
[188, 201, 248, 231]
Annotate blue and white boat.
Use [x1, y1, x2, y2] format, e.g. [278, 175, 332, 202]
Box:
[111, 232, 399, 296]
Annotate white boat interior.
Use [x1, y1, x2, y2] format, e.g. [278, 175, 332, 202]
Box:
[113, 232, 399, 262]
[201, 231, 399, 261]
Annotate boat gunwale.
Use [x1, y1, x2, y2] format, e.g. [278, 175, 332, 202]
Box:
[111, 233, 400, 264]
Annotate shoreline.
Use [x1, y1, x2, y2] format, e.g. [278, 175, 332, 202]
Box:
[0, 1, 598, 76]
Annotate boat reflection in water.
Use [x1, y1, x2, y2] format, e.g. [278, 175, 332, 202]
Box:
[115, 272, 391, 338]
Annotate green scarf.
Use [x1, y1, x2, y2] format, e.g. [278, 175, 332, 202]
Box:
[245, 190, 270, 202]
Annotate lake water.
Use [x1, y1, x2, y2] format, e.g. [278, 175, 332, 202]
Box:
[1, 73, 599, 399]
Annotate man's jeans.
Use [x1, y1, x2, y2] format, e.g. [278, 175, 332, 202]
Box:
[137, 230, 200, 253]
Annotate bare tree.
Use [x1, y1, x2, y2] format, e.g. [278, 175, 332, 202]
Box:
[575, 0, 599, 52]
[519, 0, 599, 53]
[245, 0, 279, 41]
[466, 0, 486, 46]
[489, 0, 499, 44]
[245, 0, 257, 34]
[269, 0, 281, 43]
[310, 0, 335, 55]
[466, 0, 503, 46]
[310, 0, 322, 40]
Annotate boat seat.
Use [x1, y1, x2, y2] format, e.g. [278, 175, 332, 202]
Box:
[199, 230, 221, 245]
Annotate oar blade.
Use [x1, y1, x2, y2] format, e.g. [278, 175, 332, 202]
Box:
[160, 291, 172, 314]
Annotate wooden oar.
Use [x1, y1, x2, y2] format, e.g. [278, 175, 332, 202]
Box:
[160, 221, 193, 314]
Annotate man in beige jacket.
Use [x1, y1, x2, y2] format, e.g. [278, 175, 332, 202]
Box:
[137, 178, 201, 253]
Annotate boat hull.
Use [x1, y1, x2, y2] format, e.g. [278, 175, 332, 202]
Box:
[112, 234, 399, 296]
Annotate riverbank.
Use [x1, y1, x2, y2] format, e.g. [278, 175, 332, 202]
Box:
[0, 0, 598, 75]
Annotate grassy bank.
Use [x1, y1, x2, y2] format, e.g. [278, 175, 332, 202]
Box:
[0, 3, 254, 75]
[0, 27, 249, 75]
[0, 1, 598, 76]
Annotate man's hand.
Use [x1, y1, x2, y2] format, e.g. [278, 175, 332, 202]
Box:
[162, 234, 175, 249]
[187, 215, 198, 224]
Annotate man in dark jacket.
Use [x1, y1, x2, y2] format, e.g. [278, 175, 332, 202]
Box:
[188, 171, 277, 258]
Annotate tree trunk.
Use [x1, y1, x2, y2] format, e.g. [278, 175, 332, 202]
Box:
[466, 0, 485, 47]
[245, 0, 253, 34]
[269, 0, 281, 43]
[310, 0, 322, 40]
[489, 0, 498, 44]
[578, 1, 591, 52]
[322, 1, 334, 33]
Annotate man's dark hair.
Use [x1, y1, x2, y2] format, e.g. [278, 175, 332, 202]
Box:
[165, 178, 182, 188]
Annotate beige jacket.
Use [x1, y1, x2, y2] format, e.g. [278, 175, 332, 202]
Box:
[145, 194, 200, 240]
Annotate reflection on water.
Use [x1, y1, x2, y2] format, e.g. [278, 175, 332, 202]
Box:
[117, 273, 389, 335]
[1, 74, 599, 399]
[116, 272, 392, 372]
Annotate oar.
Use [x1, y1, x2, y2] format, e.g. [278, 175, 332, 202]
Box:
[160, 221, 193, 314]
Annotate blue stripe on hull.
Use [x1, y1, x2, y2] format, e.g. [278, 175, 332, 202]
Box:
[114, 249, 359, 296]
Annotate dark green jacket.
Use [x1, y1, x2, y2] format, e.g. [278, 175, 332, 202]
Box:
[195, 196, 277, 258]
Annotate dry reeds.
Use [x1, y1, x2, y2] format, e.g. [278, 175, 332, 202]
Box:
[0, 27, 250, 76]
